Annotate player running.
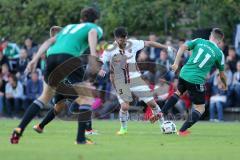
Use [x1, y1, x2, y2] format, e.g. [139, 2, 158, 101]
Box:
[10, 7, 103, 144]
[99, 27, 174, 135]
[32, 25, 97, 142]
[162, 28, 227, 136]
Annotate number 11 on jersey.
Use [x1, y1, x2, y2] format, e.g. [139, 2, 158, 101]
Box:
[193, 48, 211, 68]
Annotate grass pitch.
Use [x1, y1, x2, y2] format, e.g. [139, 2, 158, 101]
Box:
[0, 119, 240, 160]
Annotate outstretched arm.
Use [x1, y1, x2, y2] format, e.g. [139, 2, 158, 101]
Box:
[25, 37, 55, 74]
[144, 40, 176, 57]
[144, 41, 168, 49]
[34, 37, 56, 61]
[98, 50, 111, 77]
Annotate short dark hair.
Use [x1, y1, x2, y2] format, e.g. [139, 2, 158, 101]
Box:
[211, 28, 224, 41]
[114, 27, 128, 38]
[81, 7, 99, 23]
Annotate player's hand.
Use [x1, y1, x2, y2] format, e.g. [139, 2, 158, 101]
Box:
[98, 69, 106, 77]
[171, 63, 178, 72]
[25, 59, 38, 74]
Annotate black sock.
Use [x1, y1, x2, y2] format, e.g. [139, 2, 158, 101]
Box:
[76, 105, 92, 143]
[39, 108, 56, 129]
[18, 100, 44, 133]
[162, 93, 180, 115]
[86, 120, 92, 131]
[179, 110, 202, 132]
[77, 120, 87, 143]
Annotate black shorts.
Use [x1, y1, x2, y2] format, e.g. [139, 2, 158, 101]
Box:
[45, 54, 87, 103]
[177, 77, 205, 105]
[45, 54, 87, 86]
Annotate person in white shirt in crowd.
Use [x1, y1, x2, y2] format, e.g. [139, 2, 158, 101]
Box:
[5, 75, 24, 117]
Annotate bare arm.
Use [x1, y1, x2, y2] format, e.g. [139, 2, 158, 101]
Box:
[33, 37, 56, 62]
[88, 29, 98, 57]
[144, 41, 168, 49]
[25, 37, 55, 74]
[174, 44, 188, 66]
[171, 44, 188, 71]
[219, 71, 227, 90]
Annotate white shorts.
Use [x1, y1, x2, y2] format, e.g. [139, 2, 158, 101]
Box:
[114, 76, 154, 104]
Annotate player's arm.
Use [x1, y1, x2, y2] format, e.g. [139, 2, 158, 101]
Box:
[98, 50, 110, 77]
[25, 37, 55, 74]
[144, 41, 175, 53]
[171, 44, 188, 71]
[88, 28, 101, 74]
[88, 29, 98, 57]
[34, 37, 55, 61]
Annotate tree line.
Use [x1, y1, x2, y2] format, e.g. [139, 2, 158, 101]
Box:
[0, 0, 239, 44]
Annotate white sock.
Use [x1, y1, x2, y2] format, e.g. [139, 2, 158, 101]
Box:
[152, 105, 161, 115]
[152, 105, 164, 122]
[119, 109, 129, 129]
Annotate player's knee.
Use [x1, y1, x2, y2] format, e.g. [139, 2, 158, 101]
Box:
[194, 105, 205, 114]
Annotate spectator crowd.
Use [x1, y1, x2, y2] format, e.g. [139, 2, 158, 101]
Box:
[0, 33, 239, 122]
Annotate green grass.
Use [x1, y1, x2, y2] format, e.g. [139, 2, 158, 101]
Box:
[0, 119, 240, 160]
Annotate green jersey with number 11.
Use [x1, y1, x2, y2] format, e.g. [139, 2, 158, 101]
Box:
[47, 23, 103, 57]
[180, 38, 225, 84]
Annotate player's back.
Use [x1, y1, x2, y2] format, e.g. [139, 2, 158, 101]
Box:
[47, 23, 103, 57]
[180, 38, 224, 84]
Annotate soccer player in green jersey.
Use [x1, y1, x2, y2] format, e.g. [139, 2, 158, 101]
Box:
[162, 28, 227, 136]
[10, 7, 103, 144]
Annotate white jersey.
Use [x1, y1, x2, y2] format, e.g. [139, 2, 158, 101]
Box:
[100, 39, 144, 79]
[100, 39, 158, 104]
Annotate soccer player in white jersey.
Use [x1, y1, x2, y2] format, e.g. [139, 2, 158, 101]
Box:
[99, 27, 174, 135]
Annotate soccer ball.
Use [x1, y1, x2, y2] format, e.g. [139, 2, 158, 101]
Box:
[160, 121, 177, 134]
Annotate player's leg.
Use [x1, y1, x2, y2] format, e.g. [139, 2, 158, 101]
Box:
[130, 77, 163, 123]
[178, 104, 205, 136]
[85, 116, 98, 135]
[33, 97, 66, 133]
[33, 58, 87, 133]
[178, 83, 205, 136]
[114, 78, 132, 135]
[146, 99, 164, 123]
[75, 95, 95, 144]
[10, 82, 55, 144]
[162, 77, 187, 115]
[117, 101, 130, 135]
[76, 104, 93, 144]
